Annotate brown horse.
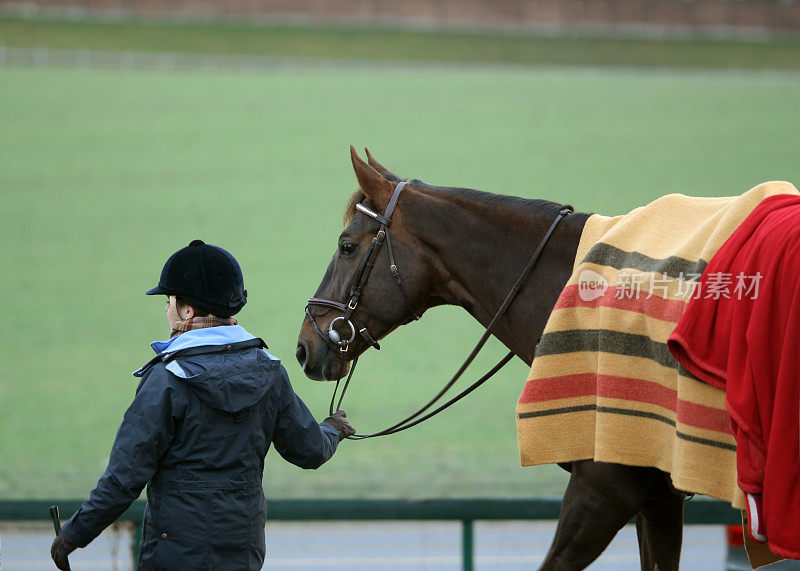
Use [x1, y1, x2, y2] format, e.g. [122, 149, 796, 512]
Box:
[296, 147, 686, 570]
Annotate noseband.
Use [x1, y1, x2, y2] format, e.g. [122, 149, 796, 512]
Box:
[306, 181, 418, 357]
[305, 180, 573, 439]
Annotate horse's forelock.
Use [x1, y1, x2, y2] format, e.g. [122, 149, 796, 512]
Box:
[343, 189, 366, 226]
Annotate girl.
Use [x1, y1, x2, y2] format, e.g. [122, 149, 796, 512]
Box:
[51, 239, 353, 570]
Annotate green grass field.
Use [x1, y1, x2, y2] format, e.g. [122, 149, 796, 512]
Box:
[3, 17, 800, 70]
[2, 31, 800, 500]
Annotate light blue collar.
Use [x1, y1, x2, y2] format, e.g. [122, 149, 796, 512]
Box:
[150, 325, 257, 356]
[133, 325, 274, 377]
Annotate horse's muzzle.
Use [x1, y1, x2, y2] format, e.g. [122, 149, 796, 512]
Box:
[296, 327, 350, 381]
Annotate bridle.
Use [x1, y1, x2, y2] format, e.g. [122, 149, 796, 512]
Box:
[306, 181, 418, 358]
[305, 180, 572, 439]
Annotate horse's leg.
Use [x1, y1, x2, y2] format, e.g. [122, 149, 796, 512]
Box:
[634, 515, 649, 567]
[634, 472, 684, 571]
[539, 461, 658, 570]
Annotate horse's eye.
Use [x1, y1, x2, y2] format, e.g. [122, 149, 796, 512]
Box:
[339, 243, 356, 256]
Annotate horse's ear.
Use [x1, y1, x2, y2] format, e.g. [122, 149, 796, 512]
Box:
[365, 148, 400, 182]
[350, 145, 393, 211]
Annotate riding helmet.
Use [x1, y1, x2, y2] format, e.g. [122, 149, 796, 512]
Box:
[146, 239, 247, 317]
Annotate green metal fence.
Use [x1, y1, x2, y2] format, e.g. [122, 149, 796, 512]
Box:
[0, 497, 741, 570]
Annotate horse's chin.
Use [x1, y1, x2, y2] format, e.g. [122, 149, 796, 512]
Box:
[323, 357, 351, 381]
[303, 355, 350, 382]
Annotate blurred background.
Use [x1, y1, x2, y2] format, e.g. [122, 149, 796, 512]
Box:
[1, 1, 799, 568]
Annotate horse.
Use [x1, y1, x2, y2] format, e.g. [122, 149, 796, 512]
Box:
[296, 147, 687, 570]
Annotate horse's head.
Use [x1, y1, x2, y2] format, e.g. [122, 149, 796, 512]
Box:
[296, 147, 433, 381]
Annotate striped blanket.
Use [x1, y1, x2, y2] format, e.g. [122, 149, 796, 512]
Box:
[516, 181, 799, 507]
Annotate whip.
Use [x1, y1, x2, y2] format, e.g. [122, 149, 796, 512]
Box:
[49, 505, 72, 571]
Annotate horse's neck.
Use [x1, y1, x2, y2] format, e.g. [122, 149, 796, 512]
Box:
[406, 184, 588, 365]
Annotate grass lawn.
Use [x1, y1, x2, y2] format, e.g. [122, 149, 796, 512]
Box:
[1, 59, 799, 500]
[2, 17, 800, 70]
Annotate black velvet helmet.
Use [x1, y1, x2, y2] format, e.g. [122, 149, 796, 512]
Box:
[146, 240, 247, 318]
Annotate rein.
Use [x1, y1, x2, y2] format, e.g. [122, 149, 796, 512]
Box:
[306, 181, 572, 439]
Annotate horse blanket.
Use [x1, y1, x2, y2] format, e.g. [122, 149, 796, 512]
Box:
[516, 181, 799, 508]
[670, 192, 800, 558]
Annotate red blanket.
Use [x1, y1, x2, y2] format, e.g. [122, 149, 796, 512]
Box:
[669, 193, 800, 559]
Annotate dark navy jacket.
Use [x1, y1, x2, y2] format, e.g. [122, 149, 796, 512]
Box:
[61, 326, 339, 570]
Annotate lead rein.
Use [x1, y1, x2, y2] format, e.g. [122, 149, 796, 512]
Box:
[329, 201, 572, 439]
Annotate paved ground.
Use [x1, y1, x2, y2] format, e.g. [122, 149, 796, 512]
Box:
[0, 520, 728, 570]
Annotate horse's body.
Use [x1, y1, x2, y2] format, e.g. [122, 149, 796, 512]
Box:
[297, 148, 686, 570]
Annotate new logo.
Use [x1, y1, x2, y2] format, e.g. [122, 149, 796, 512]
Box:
[578, 270, 608, 301]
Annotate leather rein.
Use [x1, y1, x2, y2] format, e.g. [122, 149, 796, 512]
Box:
[305, 181, 572, 439]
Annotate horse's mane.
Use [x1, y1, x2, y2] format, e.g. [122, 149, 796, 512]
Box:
[453, 185, 567, 219]
[343, 179, 566, 226]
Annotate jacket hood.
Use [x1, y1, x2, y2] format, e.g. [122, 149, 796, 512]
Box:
[165, 349, 280, 413]
[134, 325, 279, 413]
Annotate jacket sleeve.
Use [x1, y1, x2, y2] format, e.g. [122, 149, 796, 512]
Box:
[61, 368, 179, 547]
[272, 365, 339, 469]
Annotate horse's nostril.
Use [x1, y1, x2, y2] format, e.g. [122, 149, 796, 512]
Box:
[295, 343, 307, 367]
